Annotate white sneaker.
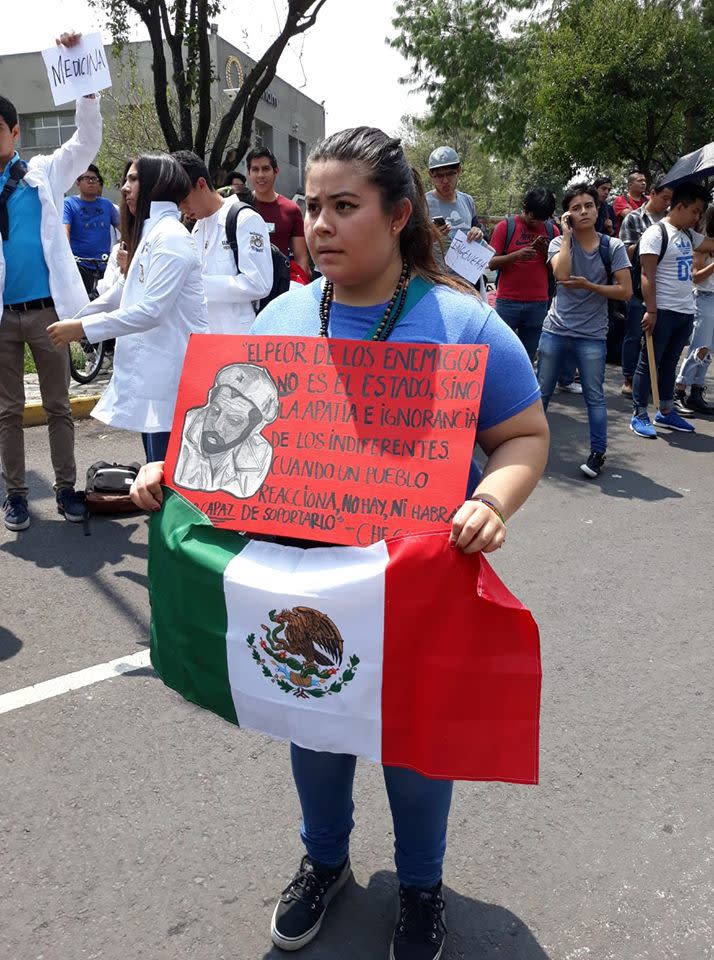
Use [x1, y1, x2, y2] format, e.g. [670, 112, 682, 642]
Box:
[558, 382, 583, 394]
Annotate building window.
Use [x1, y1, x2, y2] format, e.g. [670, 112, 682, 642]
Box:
[254, 120, 274, 151]
[20, 112, 75, 150]
[289, 135, 299, 167]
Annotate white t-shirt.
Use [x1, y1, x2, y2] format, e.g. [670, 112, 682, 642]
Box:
[639, 220, 704, 313]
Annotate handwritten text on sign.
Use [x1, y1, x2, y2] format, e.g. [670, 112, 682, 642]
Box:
[445, 231, 495, 285]
[164, 336, 488, 546]
[42, 33, 112, 106]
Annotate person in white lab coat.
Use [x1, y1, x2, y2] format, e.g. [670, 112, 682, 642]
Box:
[0, 31, 102, 531]
[48, 154, 208, 462]
[173, 150, 272, 334]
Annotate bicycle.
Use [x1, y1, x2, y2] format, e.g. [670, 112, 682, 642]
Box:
[70, 256, 114, 385]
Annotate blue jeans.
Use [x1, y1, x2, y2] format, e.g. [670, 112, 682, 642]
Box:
[290, 743, 453, 888]
[677, 291, 714, 387]
[633, 309, 694, 413]
[141, 431, 171, 462]
[495, 298, 549, 362]
[622, 297, 645, 379]
[537, 331, 608, 453]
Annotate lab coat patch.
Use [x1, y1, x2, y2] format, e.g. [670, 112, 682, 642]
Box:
[249, 232, 265, 252]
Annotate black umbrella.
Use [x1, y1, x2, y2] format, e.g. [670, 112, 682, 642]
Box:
[661, 142, 714, 187]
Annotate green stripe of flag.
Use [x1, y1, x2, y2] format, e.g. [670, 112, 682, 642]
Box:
[148, 488, 247, 725]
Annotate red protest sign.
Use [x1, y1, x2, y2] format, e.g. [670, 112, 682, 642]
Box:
[163, 335, 488, 546]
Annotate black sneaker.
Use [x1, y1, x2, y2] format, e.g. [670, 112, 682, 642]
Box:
[390, 882, 447, 960]
[687, 384, 714, 415]
[580, 451, 606, 478]
[270, 855, 352, 951]
[56, 487, 86, 523]
[673, 391, 695, 418]
[3, 495, 30, 531]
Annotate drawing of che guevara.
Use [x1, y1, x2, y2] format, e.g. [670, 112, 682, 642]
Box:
[174, 363, 279, 499]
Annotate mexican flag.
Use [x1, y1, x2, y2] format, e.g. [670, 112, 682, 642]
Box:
[149, 488, 542, 784]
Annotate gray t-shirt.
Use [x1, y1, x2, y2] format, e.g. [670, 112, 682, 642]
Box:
[426, 189, 477, 267]
[543, 234, 630, 339]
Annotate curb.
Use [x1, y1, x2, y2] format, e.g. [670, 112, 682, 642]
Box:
[23, 395, 101, 427]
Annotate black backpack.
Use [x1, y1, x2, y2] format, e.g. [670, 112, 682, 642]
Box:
[630, 222, 690, 301]
[225, 202, 291, 313]
[85, 461, 141, 515]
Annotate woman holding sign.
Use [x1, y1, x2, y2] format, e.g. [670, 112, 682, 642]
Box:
[131, 128, 548, 960]
[48, 153, 208, 461]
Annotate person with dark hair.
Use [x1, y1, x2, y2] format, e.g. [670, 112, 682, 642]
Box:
[618, 178, 673, 396]
[674, 204, 714, 414]
[537, 182, 632, 477]
[172, 150, 272, 334]
[227, 170, 247, 193]
[63, 162, 120, 284]
[614, 171, 648, 234]
[0, 31, 102, 532]
[630, 180, 714, 436]
[594, 176, 615, 235]
[48, 154, 208, 462]
[488, 187, 559, 362]
[129, 125, 549, 960]
[247, 146, 310, 280]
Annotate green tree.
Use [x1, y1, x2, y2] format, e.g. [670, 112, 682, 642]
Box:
[391, 0, 714, 183]
[519, 0, 714, 180]
[89, 0, 329, 176]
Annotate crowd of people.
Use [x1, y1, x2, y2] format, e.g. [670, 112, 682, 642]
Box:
[1, 31, 712, 960]
[423, 147, 714, 476]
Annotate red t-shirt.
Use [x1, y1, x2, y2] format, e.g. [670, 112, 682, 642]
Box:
[613, 193, 646, 233]
[490, 215, 559, 302]
[254, 194, 304, 257]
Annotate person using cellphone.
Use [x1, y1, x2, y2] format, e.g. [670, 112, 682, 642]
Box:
[488, 188, 559, 362]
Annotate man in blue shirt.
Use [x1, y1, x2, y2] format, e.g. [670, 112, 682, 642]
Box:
[0, 31, 102, 532]
[63, 164, 119, 287]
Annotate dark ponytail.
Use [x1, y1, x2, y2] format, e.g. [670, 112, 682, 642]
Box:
[306, 127, 476, 295]
[120, 153, 192, 268]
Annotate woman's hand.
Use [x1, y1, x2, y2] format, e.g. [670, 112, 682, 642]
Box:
[449, 499, 506, 554]
[130, 461, 165, 511]
[47, 319, 85, 347]
[466, 226, 484, 243]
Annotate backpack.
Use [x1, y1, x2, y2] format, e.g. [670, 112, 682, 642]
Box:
[85, 461, 141, 515]
[495, 216, 556, 300]
[0, 158, 27, 241]
[225, 201, 292, 313]
[630, 222, 691, 301]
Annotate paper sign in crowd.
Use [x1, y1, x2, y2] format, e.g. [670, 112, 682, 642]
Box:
[42, 33, 112, 106]
[445, 231, 496, 284]
[164, 335, 489, 546]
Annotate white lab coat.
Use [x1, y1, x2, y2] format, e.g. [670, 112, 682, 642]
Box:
[75, 202, 208, 433]
[0, 97, 102, 320]
[192, 195, 272, 334]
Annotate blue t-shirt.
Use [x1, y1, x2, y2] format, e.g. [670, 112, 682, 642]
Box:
[252, 280, 541, 494]
[63, 196, 119, 261]
[2, 181, 51, 304]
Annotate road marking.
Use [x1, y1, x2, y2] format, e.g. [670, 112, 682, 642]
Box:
[0, 649, 152, 716]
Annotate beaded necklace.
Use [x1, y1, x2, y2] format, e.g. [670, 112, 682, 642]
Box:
[318, 259, 411, 340]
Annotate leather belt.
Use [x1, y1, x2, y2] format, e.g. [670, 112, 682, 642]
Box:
[6, 297, 55, 312]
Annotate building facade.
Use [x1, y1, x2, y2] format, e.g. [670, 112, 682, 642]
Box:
[0, 32, 325, 200]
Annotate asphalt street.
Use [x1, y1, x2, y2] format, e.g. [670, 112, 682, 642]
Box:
[1, 367, 712, 960]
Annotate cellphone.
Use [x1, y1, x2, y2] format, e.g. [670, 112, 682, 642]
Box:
[433, 216, 446, 227]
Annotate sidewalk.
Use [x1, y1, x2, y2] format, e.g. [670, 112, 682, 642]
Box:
[23, 371, 110, 426]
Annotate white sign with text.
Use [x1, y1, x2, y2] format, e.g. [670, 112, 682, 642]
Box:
[445, 231, 495, 285]
[42, 34, 112, 106]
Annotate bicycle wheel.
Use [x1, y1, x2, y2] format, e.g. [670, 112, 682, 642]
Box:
[69, 339, 106, 384]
